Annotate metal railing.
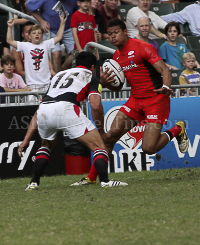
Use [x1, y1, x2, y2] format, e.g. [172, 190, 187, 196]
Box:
[0, 3, 38, 23]
[84, 42, 115, 54]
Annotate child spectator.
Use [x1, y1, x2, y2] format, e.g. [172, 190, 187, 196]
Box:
[0, 55, 31, 92]
[71, 0, 98, 67]
[179, 52, 200, 96]
[160, 22, 188, 70]
[6, 16, 66, 92]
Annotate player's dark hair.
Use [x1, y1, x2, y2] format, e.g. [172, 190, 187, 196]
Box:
[22, 21, 34, 32]
[76, 51, 97, 69]
[107, 19, 126, 31]
[164, 22, 180, 36]
[1, 55, 16, 67]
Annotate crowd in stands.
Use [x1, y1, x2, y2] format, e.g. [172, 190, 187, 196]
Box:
[0, 0, 200, 100]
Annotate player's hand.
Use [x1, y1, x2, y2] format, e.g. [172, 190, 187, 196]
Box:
[40, 19, 50, 33]
[153, 87, 174, 96]
[100, 67, 116, 87]
[7, 18, 14, 27]
[18, 139, 30, 158]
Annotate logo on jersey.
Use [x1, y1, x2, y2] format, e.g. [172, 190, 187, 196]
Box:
[30, 48, 44, 71]
[128, 50, 135, 58]
[147, 115, 158, 120]
[78, 21, 93, 32]
[122, 63, 138, 71]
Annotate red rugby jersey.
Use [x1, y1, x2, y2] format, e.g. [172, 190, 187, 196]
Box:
[113, 38, 163, 98]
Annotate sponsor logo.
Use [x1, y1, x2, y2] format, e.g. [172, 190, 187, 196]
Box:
[128, 50, 135, 58]
[122, 105, 130, 113]
[147, 115, 158, 120]
[122, 63, 138, 71]
[0, 141, 35, 170]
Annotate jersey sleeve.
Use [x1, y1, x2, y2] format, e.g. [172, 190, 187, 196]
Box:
[44, 38, 55, 49]
[70, 12, 77, 28]
[142, 42, 162, 65]
[88, 74, 101, 97]
[16, 41, 26, 53]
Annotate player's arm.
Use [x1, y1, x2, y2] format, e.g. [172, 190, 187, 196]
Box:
[153, 60, 173, 96]
[18, 112, 38, 157]
[99, 67, 123, 92]
[6, 18, 17, 49]
[54, 15, 66, 45]
[89, 94, 105, 135]
[12, 48, 25, 76]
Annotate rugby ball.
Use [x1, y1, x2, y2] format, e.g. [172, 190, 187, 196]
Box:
[102, 59, 125, 87]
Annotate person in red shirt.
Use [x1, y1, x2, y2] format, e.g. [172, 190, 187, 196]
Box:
[71, 0, 98, 67]
[71, 18, 189, 187]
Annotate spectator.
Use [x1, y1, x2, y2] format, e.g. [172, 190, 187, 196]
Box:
[98, 0, 121, 40]
[160, 22, 188, 70]
[161, 1, 200, 36]
[13, 0, 31, 26]
[179, 52, 200, 96]
[26, 0, 79, 72]
[11, 21, 34, 77]
[89, 0, 105, 42]
[135, 17, 160, 55]
[71, 0, 98, 67]
[0, 34, 10, 73]
[0, 55, 31, 92]
[126, 0, 167, 39]
[6, 16, 66, 93]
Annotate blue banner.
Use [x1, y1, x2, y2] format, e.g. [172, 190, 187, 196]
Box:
[88, 97, 200, 172]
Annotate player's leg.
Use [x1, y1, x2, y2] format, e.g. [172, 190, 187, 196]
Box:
[26, 138, 56, 191]
[76, 129, 128, 187]
[104, 110, 138, 156]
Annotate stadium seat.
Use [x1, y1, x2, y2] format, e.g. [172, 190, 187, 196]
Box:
[149, 4, 174, 16]
[155, 36, 186, 47]
[170, 69, 183, 96]
[117, 5, 134, 22]
[98, 40, 116, 59]
[189, 49, 200, 64]
[186, 36, 200, 50]
[194, 68, 200, 74]
[179, 23, 192, 37]
[174, 2, 193, 12]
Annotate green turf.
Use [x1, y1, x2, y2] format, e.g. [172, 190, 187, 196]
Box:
[1, 168, 200, 245]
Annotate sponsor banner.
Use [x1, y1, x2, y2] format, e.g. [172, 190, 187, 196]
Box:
[0, 106, 65, 179]
[88, 97, 200, 172]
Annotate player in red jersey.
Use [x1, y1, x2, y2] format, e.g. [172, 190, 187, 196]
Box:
[71, 18, 189, 186]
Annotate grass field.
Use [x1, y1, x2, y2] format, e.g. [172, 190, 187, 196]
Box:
[1, 168, 200, 245]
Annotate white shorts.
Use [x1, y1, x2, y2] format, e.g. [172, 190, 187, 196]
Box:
[37, 101, 95, 140]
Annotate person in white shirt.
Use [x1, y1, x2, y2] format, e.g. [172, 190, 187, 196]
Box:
[6, 16, 66, 93]
[126, 0, 167, 39]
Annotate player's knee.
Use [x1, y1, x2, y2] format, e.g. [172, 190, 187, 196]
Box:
[142, 145, 156, 155]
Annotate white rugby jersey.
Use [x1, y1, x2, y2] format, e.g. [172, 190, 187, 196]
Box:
[42, 66, 101, 106]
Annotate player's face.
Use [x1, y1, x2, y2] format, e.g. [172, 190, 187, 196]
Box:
[90, 0, 101, 10]
[138, 0, 151, 12]
[78, 1, 91, 11]
[167, 26, 178, 42]
[3, 62, 15, 74]
[105, 0, 118, 10]
[107, 26, 127, 48]
[30, 29, 43, 44]
[22, 25, 33, 42]
[138, 20, 151, 38]
[184, 59, 195, 70]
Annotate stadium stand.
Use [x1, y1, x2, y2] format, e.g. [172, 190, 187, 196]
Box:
[149, 3, 174, 16]
[170, 69, 183, 97]
[174, 2, 193, 12]
[117, 5, 134, 22]
[189, 50, 200, 64]
[186, 36, 200, 50]
[179, 23, 192, 37]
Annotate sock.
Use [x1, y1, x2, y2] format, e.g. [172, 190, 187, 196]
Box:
[93, 149, 109, 183]
[166, 125, 182, 140]
[31, 147, 51, 185]
[87, 163, 98, 182]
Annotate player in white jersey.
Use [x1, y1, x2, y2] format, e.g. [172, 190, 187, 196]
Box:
[23, 52, 128, 190]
